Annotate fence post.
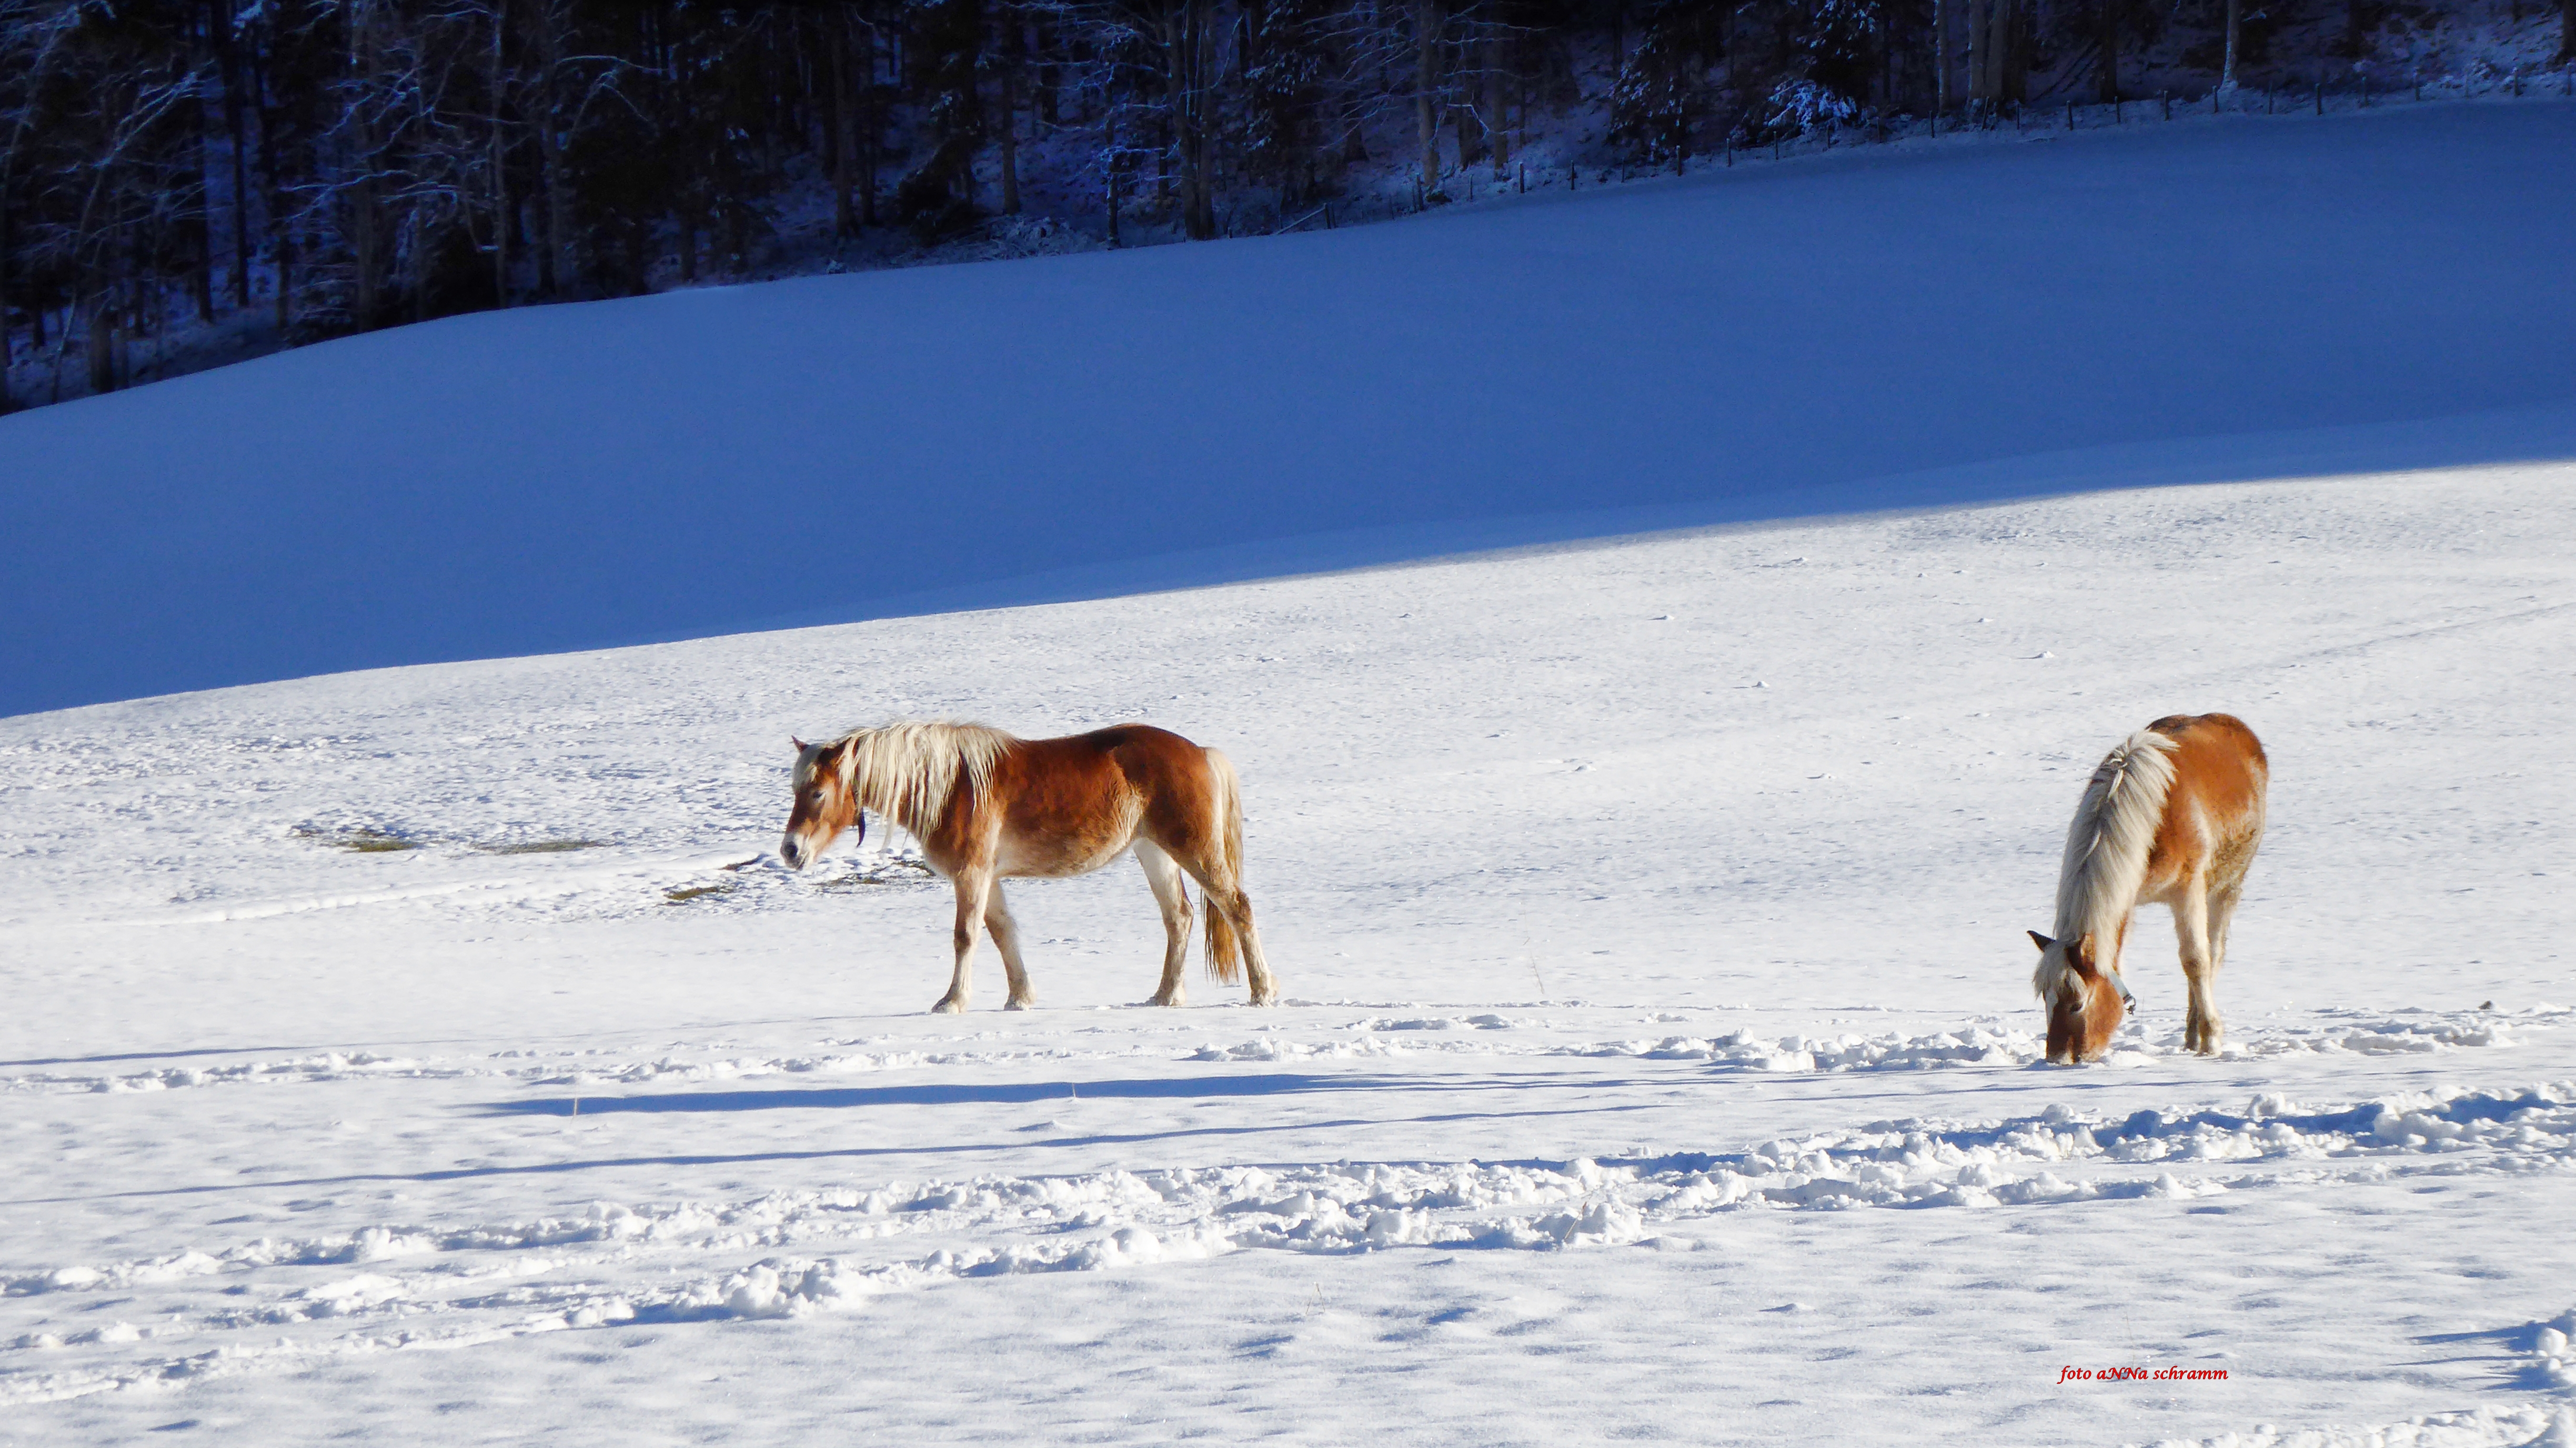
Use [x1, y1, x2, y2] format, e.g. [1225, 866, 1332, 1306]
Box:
[2162, 91, 2171, 120]
[2315, 77, 2324, 114]
[1517, 163, 1525, 194]
[2066, 98, 2075, 129]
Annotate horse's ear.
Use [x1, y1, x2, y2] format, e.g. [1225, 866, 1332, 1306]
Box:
[2072, 933, 2098, 969]
[2028, 930, 2053, 953]
[791, 736, 808, 753]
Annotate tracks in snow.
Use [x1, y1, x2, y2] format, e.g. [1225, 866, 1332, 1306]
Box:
[6, 1005, 2557, 1099]
[8, 1078, 2575, 1407]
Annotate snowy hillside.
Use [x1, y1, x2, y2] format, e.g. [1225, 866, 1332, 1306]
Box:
[4, 100, 2575, 1446]
[6, 448, 2573, 1444]
[7, 101, 2576, 720]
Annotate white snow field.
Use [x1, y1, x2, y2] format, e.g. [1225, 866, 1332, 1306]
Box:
[6, 108, 2576, 1446]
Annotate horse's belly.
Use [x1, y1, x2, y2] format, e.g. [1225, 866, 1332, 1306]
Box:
[997, 833, 1130, 879]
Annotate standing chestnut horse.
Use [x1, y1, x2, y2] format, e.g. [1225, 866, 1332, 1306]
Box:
[2029, 713, 2267, 1063]
[778, 721, 1278, 1013]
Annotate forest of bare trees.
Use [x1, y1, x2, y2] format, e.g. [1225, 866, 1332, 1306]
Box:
[4, 0, 2570, 410]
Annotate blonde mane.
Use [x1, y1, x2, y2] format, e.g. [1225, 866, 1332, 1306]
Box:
[2037, 729, 2179, 1004]
[826, 721, 1016, 840]
[2057, 730, 2180, 939]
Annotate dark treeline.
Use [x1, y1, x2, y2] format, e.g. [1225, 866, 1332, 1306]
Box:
[4, 0, 2570, 409]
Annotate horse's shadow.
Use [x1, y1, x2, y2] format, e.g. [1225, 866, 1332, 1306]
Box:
[477, 1071, 1584, 1118]
[2405, 1322, 2571, 1394]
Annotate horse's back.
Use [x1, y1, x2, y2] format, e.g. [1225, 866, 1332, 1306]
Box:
[2145, 714, 2267, 889]
[988, 726, 1216, 876]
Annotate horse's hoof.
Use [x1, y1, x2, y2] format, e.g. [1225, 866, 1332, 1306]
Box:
[1004, 997, 1035, 1012]
[931, 997, 966, 1014]
[1151, 993, 1184, 1008]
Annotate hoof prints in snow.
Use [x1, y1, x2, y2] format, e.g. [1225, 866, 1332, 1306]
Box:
[2147, 1399, 2576, 1448]
[14, 1005, 2555, 1099]
[8, 1083, 2575, 1406]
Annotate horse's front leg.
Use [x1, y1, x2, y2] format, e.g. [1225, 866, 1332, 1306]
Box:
[935, 869, 995, 1014]
[984, 882, 1038, 1011]
[2174, 881, 2222, 1054]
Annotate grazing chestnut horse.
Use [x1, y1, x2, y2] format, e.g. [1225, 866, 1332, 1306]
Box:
[778, 721, 1278, 1013]
[2029, 713, 2267, 1063]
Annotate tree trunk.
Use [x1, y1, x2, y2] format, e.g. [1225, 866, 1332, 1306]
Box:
[1158, 0, 1215, 238]
[1486, 36, 1510, 174]
[1935, 0, 1950, 115]
[1454, 23, 1485, 170]
[191, 119, 216, 322]
[215, 0, 256, 310]
[0, 185, 13, 414]
[2223, 0, 2240, 85]
[532, 0, 573, 296]
[2098, 0, 2118, 102]
[2561, 0, 2575, 62]
[1415, 0, 1440, 191]
[347, 1, 383, 328]
[830, 9, 856, 235]
[251, 38, 293, 332]
[860, 20, 880, 227]
[1000, 57, 1020, 215]
[410, 214, 429, 323]
[1967, 0, 1987, 100]
[85, 293, 116, 396]
[1976, 0, 2022, 103]
[492, 0, 512, 304]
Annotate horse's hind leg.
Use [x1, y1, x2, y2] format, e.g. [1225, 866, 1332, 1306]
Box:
[1224, 890, 1279, 1008]
[935, 869, 993, 1014]
[985, 883, 1037, 1011]
[1134, 841, 1194, 1007]
[1180, 860, 1278, 1008]
[2209, 880, 2245, 974]
[2174, 880, 2222, 1055]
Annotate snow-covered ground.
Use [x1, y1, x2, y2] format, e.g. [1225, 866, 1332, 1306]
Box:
[6, 454, 2574, 1443]
[6, 102, 2576, 1446]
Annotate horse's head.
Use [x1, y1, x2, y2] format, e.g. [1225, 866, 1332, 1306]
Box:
[2030, 930, 2125, 1064]
[780, 736, 862, 870]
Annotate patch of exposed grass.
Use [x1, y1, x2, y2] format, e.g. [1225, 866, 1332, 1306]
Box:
[295, 826, 423, 853]
[663, 882, 735, 904]
[812, 859, 940, 891]
[484, 838, 607, 855]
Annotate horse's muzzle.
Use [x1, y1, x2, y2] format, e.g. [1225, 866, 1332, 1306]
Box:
[779, 835, 806, 870]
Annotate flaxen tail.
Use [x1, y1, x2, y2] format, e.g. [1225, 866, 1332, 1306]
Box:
[1201, 748, 1246, 987]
